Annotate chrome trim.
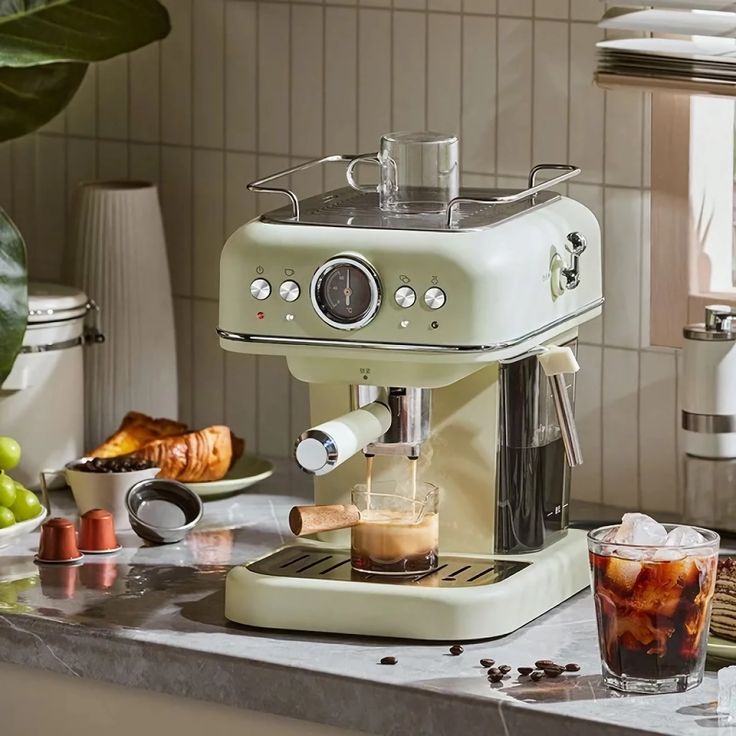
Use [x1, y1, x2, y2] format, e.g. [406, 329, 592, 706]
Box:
[295, 429, 338, 475]
[310, 255, 382, 332]
[682, 411, 736, 434]
[218, 297, 604, 354]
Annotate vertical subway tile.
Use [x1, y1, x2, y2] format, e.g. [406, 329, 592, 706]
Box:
[161, 0, 192, 145]
[255, 154, 289, 215]
[65, 138, 96, 217]
[66, 65, 97, 137]
[225, 352, 258, 451]
[160, 145, 193, 298]
[571, 0, 601, 22]
[225, 151, 258, 237]
[461, 15, 496, 174]
[358, 9, 391, 150]
[291, 4, 324, 157]
[96, 140, 129, 180]
[290, 157, 326, 201]
[640, 189, 652, 348]
[290, 376, 311, 451]
[463, 0, 496, 13]
[325, 7, 358, 153]
[193, 149, 224, 300]
[604, 187, 642, 349]
[174, 297, 193, 425]
[532, 20, 569, 163]
[32, 135, 66, 281]
[602, 347, 640, 509]
[129, 143, 160, 185]
[394, 0, 425, 8]
[129, 43, 161, 143]
[499, 0, 532, 15]
[97, 55, 129, 140]
[639, 351, 678, 514]
[535, 0, 568, 18]
[193, 0, 225, 148]
[428, 0, 461, 9]
[497, 18, 532, 176]
[427, 13, 461, 137]
[225, 0, 257, 151]
[259, 2, 290, 154]
[570, 23, 604, 184]
[192, 299, 225, 427]
[604, 89, 645, 187]
[571, 344, 603, 503]
[257, 356, 291, 457]
[392, 11, 427, 131]
[10, 137, 36, 254]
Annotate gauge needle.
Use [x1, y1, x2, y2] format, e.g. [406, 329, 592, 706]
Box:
[344, 269, 352, 306]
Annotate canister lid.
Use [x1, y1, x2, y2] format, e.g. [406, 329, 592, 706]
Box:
[684, 304, 736, 342]
[27, 282, 89, 324]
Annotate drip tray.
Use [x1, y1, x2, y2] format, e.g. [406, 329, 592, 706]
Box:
[247, 545, 529, 588]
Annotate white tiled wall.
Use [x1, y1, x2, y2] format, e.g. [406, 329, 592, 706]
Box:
[2, 0, 680, 513]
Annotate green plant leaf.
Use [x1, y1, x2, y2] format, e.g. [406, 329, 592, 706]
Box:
[0, 0, 171, 67]
[0, 61, 86, 140]
[0, 208, 27, 385]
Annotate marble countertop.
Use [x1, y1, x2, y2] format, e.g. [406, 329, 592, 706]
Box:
[0, 460, 733, 736]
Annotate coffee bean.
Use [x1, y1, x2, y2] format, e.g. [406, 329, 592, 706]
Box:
[530, 670, 544, 682]
[518, 667, 533, 676]
[379, 656, 397, 665]
[565, 663, 580, 672]
[499, 665, 511, 674]
[479, 658, 495, 668]
[544, 668, 562, 678]
[488, 667, 500, 675]
[488, 673, 503, 683]
[449, 645, 464, 656]
[535, 659, 554, 669]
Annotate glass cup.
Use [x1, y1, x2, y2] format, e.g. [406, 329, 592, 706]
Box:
[351, 481, 439, 575]
[347, 131, 459, 214]
[588, 524, 719, 694]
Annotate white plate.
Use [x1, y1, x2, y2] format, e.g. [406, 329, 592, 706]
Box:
[709, 634, 736, 661]
[184, 455, 274, 498]
[0, 506, 48, 550]
[598, 38, 736, 64]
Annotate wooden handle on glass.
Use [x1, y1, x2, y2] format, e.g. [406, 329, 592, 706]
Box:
[289, 504, 361, 536]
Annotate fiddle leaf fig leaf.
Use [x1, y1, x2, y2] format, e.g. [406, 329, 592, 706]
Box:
[0, 208, 27, 385]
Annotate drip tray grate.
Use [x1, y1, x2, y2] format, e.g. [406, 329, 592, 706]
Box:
[247, 545, 529, 588]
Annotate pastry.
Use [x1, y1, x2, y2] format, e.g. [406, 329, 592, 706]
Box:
[123, 425, 239, 483]
[90, 411, 188, 458]
[710, 558, 736, 641]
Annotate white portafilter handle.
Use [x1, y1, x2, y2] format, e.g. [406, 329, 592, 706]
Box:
[538, 347, 583, 468]
[295, 402, 392, 475]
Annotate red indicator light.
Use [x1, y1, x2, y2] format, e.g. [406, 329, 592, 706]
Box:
[257, 311, 265, 320]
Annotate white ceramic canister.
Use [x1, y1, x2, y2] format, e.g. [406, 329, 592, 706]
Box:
[682, 305, 736, 458]
[0, 283, 101, 488]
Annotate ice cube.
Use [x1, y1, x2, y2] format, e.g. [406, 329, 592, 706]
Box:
[665, 526, 705, 547]
[652, 548, 686, 562]
[613, 513, 667, 546]
[606, 555, 643, 592]
[718, 666, 736, 721]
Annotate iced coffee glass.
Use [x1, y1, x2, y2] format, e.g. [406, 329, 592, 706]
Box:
[351, 481, 439, 575]
[588, 521, 719, 694]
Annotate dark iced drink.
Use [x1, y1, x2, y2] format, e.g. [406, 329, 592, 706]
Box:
[588, 523, 719, 694]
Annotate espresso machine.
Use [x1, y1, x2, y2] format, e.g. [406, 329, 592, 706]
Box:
[219, 139, 603, 640]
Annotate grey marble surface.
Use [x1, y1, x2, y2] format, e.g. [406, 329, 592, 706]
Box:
[0, 460, 733, 736]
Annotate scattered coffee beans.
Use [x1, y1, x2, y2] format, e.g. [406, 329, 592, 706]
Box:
[479, 658, 495, 668]
[517, 667, 533, 676]
[530, 670, 544, 682]
[488, 667, 500, 675]
[379, 656, 397, 665]
[534, 659, 554, 669]
[544, 668, 563, 678]
[488, 673, 503, 683]
[498, 665, 511, 674]
[565, 663, 581, 672]
[449, 645, 464, 656]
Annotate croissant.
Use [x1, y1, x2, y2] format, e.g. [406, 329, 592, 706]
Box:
[123, 425, 238, 482]
[90, 411, 188, 458]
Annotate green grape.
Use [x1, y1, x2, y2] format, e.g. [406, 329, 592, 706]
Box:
[0, 506, 15, 528]
[10, 489, 41, 522]
[0, 473, 16, 508]
[0, 437, 20, 472]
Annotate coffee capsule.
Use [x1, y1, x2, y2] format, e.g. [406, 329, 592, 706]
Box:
[78, 509, 121, 554]
[36, 517, 83, 564]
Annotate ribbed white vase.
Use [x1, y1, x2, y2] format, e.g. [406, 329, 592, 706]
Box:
[67, 181, 178, 449]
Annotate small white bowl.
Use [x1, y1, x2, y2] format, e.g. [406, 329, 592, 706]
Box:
[63, 458, 160, 530]
[0, 506, 48, 550]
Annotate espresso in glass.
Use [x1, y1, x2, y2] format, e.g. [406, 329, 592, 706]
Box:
[351, 481, 439, 575]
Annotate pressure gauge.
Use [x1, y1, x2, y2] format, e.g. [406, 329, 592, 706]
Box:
[311, 256, 381, 330]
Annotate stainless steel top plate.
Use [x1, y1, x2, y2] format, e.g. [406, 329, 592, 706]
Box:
[260, 187, 559, 232]
[246, 545, 529, 588]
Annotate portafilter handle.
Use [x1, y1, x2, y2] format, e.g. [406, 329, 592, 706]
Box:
[538, 347, 583, 468]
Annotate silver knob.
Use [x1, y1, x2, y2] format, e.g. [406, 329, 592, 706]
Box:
[250, 278, 271, 300]
[394, 286, 416, 308]
[560, 232, 586, 290]
[279, 279, 300, 302]
[424, 287, 446, 310]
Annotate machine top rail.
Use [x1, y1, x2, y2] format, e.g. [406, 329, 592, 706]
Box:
[247, 160, 581, 232]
